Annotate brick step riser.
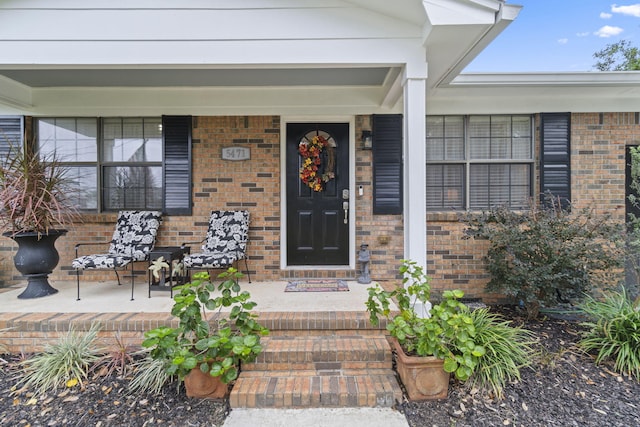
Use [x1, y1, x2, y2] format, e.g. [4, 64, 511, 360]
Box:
[229, 373, 402, 408]
[244, 360, 392, 371]
[247, 336, 392, 371]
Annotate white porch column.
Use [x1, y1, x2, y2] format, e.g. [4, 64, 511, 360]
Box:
[402, 72, 427, 270]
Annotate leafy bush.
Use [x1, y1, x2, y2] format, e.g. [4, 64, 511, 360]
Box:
[466, 308, 536, 398]
[366, 260, 485, 381]
[143, 269, 268, 384]
[461, 196, 623, 318]
[19, 323, 103, 395]
[578, 288, 640, 380]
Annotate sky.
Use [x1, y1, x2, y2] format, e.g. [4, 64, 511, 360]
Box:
[464, 1, 640, 72]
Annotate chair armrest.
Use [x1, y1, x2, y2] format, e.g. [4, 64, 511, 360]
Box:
[181, 240, 204, 249]
[74, 241, 109, 257]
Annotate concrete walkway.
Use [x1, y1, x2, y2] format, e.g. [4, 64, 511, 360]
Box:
[223, 408, 410, 427]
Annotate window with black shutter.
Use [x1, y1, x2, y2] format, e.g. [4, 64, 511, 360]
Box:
[162, 116, 192, 215]
[33, 116, 192, 214]
[372, 114, 403, 214]
[0, 116, 23, 159]
[540, 113, 571, 208]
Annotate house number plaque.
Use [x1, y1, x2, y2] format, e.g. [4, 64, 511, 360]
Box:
[221, 146, 250, 161]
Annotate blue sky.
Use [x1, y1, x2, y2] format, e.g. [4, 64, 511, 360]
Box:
[465, 1, 640, 72]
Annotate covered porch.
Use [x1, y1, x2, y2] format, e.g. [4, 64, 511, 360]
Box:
[0, 276, 390, 354]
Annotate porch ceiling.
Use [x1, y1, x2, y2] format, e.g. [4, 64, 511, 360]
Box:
[0, 66, 395, 88]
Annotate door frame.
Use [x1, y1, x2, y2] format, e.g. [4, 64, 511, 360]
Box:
[280, 116, 356, 270]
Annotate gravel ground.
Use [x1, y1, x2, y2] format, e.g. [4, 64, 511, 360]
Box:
[0, 306, 638, 427]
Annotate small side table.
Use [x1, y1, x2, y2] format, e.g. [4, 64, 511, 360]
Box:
[148, 246, 190, 298]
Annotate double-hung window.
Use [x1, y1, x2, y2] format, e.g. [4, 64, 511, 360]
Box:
[426, 115, 534, 211]
[36, 116, 191, 213]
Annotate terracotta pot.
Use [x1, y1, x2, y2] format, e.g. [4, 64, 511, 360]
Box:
[183, 366, 228, 399]
[391, 338, 450, 400]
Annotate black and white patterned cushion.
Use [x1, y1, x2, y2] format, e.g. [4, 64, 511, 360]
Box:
[72, 210, 162, 270]
[183, 210, 249, 269]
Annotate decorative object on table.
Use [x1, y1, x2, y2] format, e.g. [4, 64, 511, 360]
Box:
[357, 243, 371, 284]
[147, 246, 190, 298]
[285, 279, 349, 292]
[148, 256, 170, 280]
[182, 210, 251, 282]
[0, 140, 79, 299]
[72, 210, 162, 301]
[142, 268, 269, 399]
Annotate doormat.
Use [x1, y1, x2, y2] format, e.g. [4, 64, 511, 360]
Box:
[285, 279, 349, 292]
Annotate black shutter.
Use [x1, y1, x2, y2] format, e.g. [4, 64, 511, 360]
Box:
[162, 116, 192, 215]
[0, 116, 23, 159]
[540, 113, 571, 208]
[372, 114, 403, 214]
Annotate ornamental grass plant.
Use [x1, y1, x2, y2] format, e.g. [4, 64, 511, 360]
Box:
[128, 352, 174, 395]
[18, 323, 103, 396]
[465, 308, 536, 398]
[578, 288, 640, 380]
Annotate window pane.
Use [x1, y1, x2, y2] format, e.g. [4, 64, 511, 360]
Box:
[470, 164, 531, 209]
[66, 166, 98, 210]
[491, 116, 511, 137]
[102, 118, 162, 162]
[427, 116, 464, 161]
[470, 137, 490, 159]
[469, 116, 490, 138]
[102, 166, 162, 210]
[37, 118, 97, 162]
[426, 164, 464, 210]
[426, 138, 444, 160]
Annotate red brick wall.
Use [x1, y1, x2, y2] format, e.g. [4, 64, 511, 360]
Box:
[0, 113, 633, 302]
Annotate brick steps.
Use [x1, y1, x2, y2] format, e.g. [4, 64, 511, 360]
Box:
[229, 335, 403, 408]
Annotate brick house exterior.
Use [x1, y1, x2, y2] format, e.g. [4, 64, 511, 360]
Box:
[1, 1, 640, 303]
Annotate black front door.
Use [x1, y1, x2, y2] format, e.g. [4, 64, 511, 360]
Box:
[286, 123, 349, 265]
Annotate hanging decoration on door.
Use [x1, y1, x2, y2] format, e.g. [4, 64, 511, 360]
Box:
[298, 134, 336, 192]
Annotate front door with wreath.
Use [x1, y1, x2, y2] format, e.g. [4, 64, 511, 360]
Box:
[286, 123, 349, 265]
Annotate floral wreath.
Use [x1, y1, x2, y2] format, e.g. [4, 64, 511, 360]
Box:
[298, 135, 336, 192]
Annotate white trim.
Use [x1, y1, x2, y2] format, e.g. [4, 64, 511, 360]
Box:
[280, 115, 356, 271]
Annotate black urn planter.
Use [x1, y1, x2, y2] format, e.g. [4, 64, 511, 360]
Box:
[3, 230, 68, 299]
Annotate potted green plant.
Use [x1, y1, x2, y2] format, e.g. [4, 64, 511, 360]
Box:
[366, 260, 486, 400]
[0, 141, 78, 298]
[142, 268, 269, 399]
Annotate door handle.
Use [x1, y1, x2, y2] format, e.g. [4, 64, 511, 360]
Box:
[343, 201, 349, 224]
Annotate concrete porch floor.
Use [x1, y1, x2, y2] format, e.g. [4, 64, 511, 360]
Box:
[0, 277, 376, 313]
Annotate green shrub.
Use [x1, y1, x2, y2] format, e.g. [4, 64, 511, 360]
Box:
[461, 195, 623, 318]
[578, 288, 640, 380]
[466, 308, 536, 398]
[19, 323, 103, 395]
[142, 269, 268, 384]
[366, 260, 485, 381]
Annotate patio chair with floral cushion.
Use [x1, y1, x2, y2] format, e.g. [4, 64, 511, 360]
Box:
[182, 210, 251, 282]
[72, 210, 162, 301]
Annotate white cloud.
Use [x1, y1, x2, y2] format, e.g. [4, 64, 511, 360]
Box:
[558, 38, 569, 44]
[611, 4, 640, 17]
[600, 12, 612, 19]
[576, 32, 590, 37]
[594, 25, 624, 37]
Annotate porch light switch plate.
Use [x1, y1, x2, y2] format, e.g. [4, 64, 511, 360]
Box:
[221, 146, 250, 161]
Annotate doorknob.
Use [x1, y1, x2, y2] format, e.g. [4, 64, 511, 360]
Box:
[343, 201, 349, 224]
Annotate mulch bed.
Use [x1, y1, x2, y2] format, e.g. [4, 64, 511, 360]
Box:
[0, 305, 638, 426]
